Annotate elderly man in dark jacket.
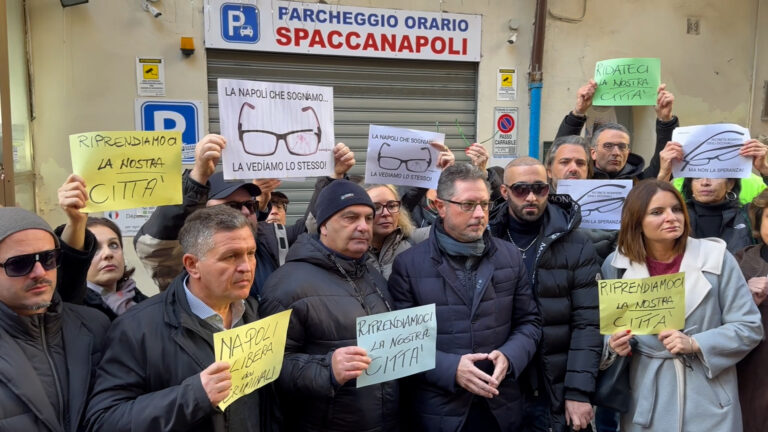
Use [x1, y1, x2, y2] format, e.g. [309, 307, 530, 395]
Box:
[259, 179, 398, 432]
[388, 163, 542, 431]
[489, 157, 602, 432]
[86, 206, 269, 432]
[0, 207, 109, 431]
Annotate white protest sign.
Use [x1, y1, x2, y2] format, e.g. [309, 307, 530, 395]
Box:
[671, 124, 751, 179]
[364, 125, 444, 189]
[356, 304, 436, 388]
[557, 179, 632, 230]
[218, 79, 334, 179]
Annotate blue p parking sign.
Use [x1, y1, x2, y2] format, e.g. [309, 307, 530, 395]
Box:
[136, 100, 203, 164]
[221, 3, 259, 43]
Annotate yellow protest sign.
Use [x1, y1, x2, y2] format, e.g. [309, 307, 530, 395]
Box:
[68, 131, 182, 212]
[598, 272, 685, 335]
[213, 309, 292, 411]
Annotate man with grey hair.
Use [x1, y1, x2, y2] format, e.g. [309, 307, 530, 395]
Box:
[545, 135, 592, 189]
[0, 207, 109, 431]
[555, 81, 678, 182]
[389, 163, 541, 431]
[490, 157, 601, 432]
[86, 205, 269, 432]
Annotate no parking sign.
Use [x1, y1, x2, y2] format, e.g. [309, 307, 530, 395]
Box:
[493, 107, 518, 158]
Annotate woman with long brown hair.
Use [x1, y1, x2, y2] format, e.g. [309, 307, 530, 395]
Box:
[603, 179, 761, 431]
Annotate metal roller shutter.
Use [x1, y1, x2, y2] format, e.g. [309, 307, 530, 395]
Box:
[206, 50, 478, 222]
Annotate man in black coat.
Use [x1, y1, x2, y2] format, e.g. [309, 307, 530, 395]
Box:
[388, 163, 542, 432]
[0, 207, 109, 431]
[554, 80, 678, 182]
[86, 206, 269, 432]
[489, 157, 602, 432]
[259, 179, 398, 432]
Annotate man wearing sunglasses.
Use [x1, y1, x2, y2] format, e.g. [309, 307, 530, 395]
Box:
[134, 134, 314, 297]
[555, 81, 678, 182]
[0, 207, 109, 431]
[488, 157, 602, 432]
[389, 163, 541, 432]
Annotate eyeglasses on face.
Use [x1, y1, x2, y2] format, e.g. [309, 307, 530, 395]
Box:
[600, 142, 629, 152]
[238, 103, 322, 156]
[374, 200, 401, 214]
[222, 199, 259, 214]
[377, 142, 432, 173]
[506, 182, 550, 199]
[440, 198, 494, 212]
[0, 249, 61, 277]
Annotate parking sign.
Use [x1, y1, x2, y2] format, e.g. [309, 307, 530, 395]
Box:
[221, 3, 259, 43]
[136, 99, 204, 164]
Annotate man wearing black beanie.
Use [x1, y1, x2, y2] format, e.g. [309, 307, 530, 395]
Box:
[259, 179, 400, 432]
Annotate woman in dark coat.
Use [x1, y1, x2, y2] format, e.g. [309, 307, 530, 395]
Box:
[84, 218, 147, 320]
[734, 189, 768, 432]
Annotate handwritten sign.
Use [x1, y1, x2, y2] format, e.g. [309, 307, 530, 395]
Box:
[598, 273, 685, 335]
[671, 124, 752, 179]
[218, 78, 334, 179]
[593, 58, 660, 106]
[213, 309, 291, 411]
[356, 304, 437, 388]
[364, 125, 444, 189]
[68, 131, 182, 212]
[556, 179, 632, 230]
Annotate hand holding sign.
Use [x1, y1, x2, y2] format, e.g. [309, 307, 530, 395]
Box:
[655, 83, 675, 122]
[332, 346, 372, 385]
[431, 142, 455, 170]
[659, 329, 699, 355]
[58, 174, 88, 224]
[657, 141, 684, 181]
[465, 143, 488, 172]
[191, 134, 227, 185]
[573, 79, 597, 116]
[739, 139, 768, 176]
[200, 361, 233, 407]
[332, 142, 356, 179]
[608, 330, 634, 356]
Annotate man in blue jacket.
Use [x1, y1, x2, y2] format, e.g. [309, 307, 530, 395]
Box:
[388, 163, 542, 431]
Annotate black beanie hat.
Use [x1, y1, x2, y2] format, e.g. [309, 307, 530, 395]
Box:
[314, 179, 375, 227]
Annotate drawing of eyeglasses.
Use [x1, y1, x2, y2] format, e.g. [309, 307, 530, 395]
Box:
[238, 102, 322, 156]
[679, 130, 745, 170]
[575, 184, 627, 217]
[377, 142, 432, 173]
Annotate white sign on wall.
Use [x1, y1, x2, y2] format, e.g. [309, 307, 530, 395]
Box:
[493, 107, 518, 158]
[205, 0, 482, 62]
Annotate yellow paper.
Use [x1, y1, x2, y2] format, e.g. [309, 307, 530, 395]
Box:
[598, 272, 685, 335]
[213, 309, 292, 411]
[68, 131, 182, 212]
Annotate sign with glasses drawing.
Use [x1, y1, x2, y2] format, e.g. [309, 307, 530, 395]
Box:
[217, 78, 334, 179]
[671, 124, 752, 179]
[556, 179, 632, 230]
[365, 125, 444, 189]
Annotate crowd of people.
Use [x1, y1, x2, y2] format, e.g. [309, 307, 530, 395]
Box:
[0, 81, 766, 432]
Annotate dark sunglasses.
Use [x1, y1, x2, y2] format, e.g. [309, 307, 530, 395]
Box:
[0, 249, 61, 277]
[222, 199, 258, 214]
[506, 182, 550, 198]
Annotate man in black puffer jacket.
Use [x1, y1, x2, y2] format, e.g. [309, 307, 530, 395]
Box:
[259, 179, 398, 432]
[490, 157, 602, 432]
[389, 163, 541, 432]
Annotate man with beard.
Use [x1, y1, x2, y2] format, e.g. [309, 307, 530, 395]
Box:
[259, 179, 398, 432]
[545, 135, 592, 190]
[388, 163, 541, 431]
[489, 157, 602, 432]
[0, 207, 109, 430]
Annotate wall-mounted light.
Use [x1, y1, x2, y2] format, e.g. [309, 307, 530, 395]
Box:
[61, 0, 88, 7]
[181, 37, 195, 56]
